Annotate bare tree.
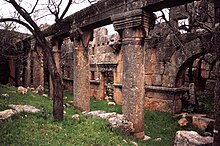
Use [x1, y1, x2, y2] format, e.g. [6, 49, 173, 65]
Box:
[0, 0, 76, 121]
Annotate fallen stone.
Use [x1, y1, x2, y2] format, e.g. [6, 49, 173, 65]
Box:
[35, 85, 44, 95]
[83, 110, 106, 118]
[108, 102, 116, 106]
[130, 141, 138, 146]
[154, 138, 162, 141]
[1, 94, 9, 97]
[108, 114, 135, 133]
[17, 86, 28, 95]
[178, 118, 188, 127]
[8, 104, 40, 113]
[0, 109, 17, 120]
[143, 135, 151, 141]
[42, 94, 48, 97]
[174, 130, 213, 146]
[99, 112, 117, 119]
[83, 110, 135, 133]
[192, 116, 214, 131]
[72, 114, 80, 120]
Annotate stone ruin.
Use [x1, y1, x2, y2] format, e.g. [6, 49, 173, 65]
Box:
[0, 0, 217, 139]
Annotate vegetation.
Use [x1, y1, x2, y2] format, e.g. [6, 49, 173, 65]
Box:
[0, 84, 201, 145]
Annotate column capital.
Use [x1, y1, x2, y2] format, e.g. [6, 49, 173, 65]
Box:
[111, 9, 150, 31]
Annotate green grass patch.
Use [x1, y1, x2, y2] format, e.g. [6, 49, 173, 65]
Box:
[0, 84, 192, 145]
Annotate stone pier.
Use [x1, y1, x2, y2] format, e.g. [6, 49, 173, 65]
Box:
[112, 9, 150, 139]
[32, 45, 44, 88]
[70, 28, 93, 112]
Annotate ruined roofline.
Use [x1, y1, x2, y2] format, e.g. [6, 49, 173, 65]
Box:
[43, 0, 196, 38]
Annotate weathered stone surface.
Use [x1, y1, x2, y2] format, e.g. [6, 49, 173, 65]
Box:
[151, 74, 162, 86]
[17, 86, 28, 95]
[72, 30, 92, 112]
[178, 118, 188, 127]
[174, 131, 213, 146]
[144, 97, 173, 113]
[0, 109, 16, 120]
[8, 104, 40, 113]
[192, 116, 215, 131]
[108, 114, 135, 133]
[72, 114, 80, 120]
[83, 110, 135, 133]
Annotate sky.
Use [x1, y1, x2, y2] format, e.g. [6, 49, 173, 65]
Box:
[0, 0, 116, 35]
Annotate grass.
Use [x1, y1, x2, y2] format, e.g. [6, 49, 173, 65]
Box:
[0, 84, 198, 146]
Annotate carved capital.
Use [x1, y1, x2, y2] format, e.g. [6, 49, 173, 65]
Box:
[69, 25, 83, 42]
[111, 9, 150, 31]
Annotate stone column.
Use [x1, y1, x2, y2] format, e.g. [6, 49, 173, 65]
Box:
[32, 45, 44, 88]
[70, 27, 93, 112]
[100, 72, 105, 100]
[24, 48, 31, 87]
[49, 39, 62, 98]
[112, 9, 150, 139]
[114, 48, 122, 105]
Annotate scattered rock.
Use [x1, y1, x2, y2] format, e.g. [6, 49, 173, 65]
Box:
[122, 139, 128, 143]
[108, 114, 135, 133]
[108, 102, 116, 106]
[64, 103, 71, 108]
[35, 85, 44, 95]
[8, 104, 40, 113]
[42, 94, 48, 97]
[17, 86, 28, 95]
[83, 110, 135, 133]
[178, 118, 188, 127]
[0, 109, 17, 120]
[192, 116, 214, 131]
[72, 114, 80, 120]
[154, 138, 162, 141]
[143, 135, 151, 141]
[83, 110, 106, 118]
[130, 141, 138, 146]
[1, 94, 9, 97]
[174, 131, 213, 146]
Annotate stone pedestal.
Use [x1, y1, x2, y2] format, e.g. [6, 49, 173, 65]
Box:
[112, 9, 150, 139]
[71, 28, 93, 112]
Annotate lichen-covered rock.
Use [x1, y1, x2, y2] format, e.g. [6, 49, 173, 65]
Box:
[0, 109, 16, 120]
[8, 104, 40, 113]
[178, 118, 188, 127]
[17, 86, 27, 95]
[174, 131, 213, 146]
[108, 114, 135, 133]
[83, 110, 135, 133]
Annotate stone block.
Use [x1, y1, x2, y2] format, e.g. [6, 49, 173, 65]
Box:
[114, 87, 122, 105]
[174, 131, 213, 146]
[162, 75, 176, 87]
[145, 75, 152, 86]
[151, 74, 162, 86]
[145, 91, 174, 100]
[192, 116, 215, 131]
[144, 97, 173, 113]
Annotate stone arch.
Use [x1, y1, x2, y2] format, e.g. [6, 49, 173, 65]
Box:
[175, 52, 205, 88]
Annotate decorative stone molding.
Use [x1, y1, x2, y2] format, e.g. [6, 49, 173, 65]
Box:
[111, 9, 150, 31]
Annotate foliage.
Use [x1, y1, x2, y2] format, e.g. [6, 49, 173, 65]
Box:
[0, 84, 193, 146]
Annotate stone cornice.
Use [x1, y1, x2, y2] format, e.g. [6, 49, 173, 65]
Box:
[111, 9, 149, 31]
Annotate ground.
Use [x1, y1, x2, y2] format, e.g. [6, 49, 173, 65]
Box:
[0, 84, 202, 146]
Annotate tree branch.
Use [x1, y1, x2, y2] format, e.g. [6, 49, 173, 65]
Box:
[60, 0, 72, 20]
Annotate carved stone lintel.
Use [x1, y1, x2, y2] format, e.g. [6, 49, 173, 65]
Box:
[111, 9, 150, 32]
